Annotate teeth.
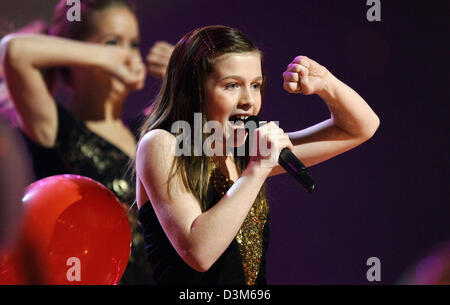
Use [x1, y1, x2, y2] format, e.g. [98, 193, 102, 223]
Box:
[233, 116, 248, 121]
[228, 115, 249, 125]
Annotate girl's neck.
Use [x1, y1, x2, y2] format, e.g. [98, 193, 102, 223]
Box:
[69, 92, 125, 123]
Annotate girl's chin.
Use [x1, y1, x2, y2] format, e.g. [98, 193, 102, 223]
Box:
[225, 121, 247, 145]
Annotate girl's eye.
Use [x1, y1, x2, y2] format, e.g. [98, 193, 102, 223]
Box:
[225, 83, 239, 90]
[252, 83, 262, 90]
[105, 40, 118, 46]
[131, 41, 140, 49]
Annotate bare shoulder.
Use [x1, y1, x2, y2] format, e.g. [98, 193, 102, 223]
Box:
[136, 129, 200, 222]
[137, 129, 176, 161]
[136, 129, 177, 185]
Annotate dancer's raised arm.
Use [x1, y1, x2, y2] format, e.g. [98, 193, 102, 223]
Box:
[0, 34, 144, 146]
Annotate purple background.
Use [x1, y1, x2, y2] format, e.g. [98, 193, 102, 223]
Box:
[2, 0, 448, 284]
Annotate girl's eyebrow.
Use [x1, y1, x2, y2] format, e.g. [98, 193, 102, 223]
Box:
[102, 33, 140, 41]
[218, 75, 263, 82]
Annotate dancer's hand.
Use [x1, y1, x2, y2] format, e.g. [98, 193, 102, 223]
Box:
[103, 47, 146, 91]
[146, 41, 174, 79]
[283, 56, 329, 95]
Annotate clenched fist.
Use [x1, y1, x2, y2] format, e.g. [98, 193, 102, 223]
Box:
[283, 56, 329, 95]
[146, 41, 174, 79]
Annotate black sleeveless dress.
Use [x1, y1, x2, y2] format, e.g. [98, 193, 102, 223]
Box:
[137, 167, 270, 285]
[21, 104, 152, 284]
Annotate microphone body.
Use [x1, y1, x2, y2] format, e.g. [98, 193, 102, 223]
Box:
[244, 116, 315, 193]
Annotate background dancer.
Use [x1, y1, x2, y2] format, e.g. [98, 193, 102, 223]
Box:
[0, 0, 174, 284]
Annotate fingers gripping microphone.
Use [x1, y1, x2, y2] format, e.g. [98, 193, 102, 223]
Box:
[245, 116, 315, 194]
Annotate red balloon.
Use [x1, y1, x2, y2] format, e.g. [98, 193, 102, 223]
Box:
[0, 175, 131, 285]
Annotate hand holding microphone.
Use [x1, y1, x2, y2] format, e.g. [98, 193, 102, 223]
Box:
[245, 116, 315, 194]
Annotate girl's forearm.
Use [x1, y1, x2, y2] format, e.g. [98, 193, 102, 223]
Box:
[318, 72, 380, 139]
[187, 161, 271, 271]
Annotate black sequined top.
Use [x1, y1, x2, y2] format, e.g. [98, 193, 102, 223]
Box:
[22, 104, 152, 284]
[137, 166, 270, 285]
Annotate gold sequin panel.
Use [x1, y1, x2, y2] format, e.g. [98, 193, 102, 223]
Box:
[209, 166, 269, 285]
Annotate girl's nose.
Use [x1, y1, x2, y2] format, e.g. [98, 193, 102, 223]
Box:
[238, 88, 254, 110]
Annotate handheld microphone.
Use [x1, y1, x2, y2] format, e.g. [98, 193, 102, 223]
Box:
[244, 116, 315, 193]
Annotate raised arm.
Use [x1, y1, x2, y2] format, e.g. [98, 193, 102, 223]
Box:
[269, 55, 380, 176]
[0, 34, 144, 147]
[136, 124, 291, 272]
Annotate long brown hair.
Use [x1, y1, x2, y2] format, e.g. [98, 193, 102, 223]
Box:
[137, 25, 268, 211]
